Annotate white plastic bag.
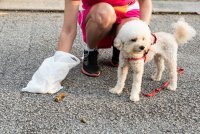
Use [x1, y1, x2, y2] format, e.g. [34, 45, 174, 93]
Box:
[22, 51, 80, 94]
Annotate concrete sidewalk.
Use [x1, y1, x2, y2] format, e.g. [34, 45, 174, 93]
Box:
[0, 0, 200, 13]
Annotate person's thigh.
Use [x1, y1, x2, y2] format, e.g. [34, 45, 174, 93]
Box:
[85, 2, 116, 28]
[84, 2, 117, 48]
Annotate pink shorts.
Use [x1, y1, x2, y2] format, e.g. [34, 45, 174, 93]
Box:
[78, 1, 140, 48]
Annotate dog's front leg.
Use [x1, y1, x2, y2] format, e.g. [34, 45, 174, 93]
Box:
[130, 61, 144, 102]
[109, 64, 129, 95]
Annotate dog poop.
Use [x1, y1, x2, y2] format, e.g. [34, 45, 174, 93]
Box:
[54, 93, 65, 102]
[80, 117, 87, 124]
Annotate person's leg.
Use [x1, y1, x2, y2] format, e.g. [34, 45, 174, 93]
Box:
[85, 3, 116, 49]
[111, 46, 120, 67]
[82, 2, 116, 77]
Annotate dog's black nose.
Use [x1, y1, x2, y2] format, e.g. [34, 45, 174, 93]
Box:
[139, 46, 145, 50]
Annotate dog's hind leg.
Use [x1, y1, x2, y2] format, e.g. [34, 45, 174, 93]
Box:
[151, 54, 165, 81]
[166, 56, 177, 91]
[109, 65, 129, 95]
[130, 61, 144, 102]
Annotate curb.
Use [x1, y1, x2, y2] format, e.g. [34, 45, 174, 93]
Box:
[0, 0, 64, 11]
[152, 1, 200, 14]
[0, 0, 200, 14]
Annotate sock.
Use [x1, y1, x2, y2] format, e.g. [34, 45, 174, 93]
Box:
[84, 46, 95, 52]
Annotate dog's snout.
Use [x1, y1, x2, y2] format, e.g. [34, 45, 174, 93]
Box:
[139, 46, 145, 50]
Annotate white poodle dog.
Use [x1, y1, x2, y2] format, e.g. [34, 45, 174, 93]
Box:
[109, 18, 196, 102]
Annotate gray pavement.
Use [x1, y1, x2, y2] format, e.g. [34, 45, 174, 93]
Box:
[0, 12, 200, 133]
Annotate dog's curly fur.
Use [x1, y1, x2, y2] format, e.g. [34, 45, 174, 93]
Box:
[109, 18, 196, 102]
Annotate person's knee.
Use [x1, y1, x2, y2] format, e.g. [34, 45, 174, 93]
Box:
[88, 3, 116, 29]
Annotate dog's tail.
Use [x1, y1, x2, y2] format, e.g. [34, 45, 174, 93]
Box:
[172, 18, 196, 45]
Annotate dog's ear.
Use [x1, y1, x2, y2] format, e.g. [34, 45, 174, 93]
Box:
[114, 38, 123, 50]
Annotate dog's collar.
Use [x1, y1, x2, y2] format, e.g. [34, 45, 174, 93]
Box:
[127, 50, 149, 62]
[151, 33, 157, 45]
[127, 33, 157, 62]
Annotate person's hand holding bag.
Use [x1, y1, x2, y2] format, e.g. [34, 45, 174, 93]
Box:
[22, 51, 80, 94]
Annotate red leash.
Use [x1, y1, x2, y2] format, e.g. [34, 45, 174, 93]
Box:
[142, 68, 184, 97]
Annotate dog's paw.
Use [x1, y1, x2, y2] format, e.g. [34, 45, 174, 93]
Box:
[109, 87, 123, 95]
[167, 84, 177, 91]
[151, 75, 161, 81]
[130, 95, 140, 102]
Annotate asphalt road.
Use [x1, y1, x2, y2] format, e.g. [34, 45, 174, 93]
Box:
[0, 12, 199, 133]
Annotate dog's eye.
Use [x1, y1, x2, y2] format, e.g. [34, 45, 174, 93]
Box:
[131, 38, 137, 42]
[142, 37, 145, 40]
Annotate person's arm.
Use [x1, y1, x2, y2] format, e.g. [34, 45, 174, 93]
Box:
[138, 0, 152, 25]
[57, 0, 80, 52]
